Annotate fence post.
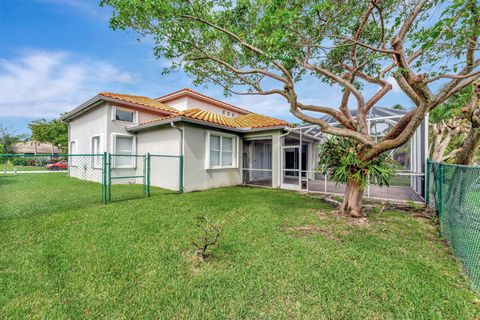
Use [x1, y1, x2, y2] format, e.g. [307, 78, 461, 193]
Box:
[145, 153, 151, 197]
[107, 152, 112, 203]
[179, 155, 184, 193]
[425, 159, 430, 206]
[102, 152, 107, 205]
[438, 163, 444, 234]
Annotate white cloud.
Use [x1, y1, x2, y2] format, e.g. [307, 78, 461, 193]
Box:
[0, 50, 137, 118]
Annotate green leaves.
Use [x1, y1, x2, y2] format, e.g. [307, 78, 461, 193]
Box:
[318, 136, 395, 190]
[101, 0, 477, 93]
[28, 118, 68, 152]
[429, 85, 474, 123]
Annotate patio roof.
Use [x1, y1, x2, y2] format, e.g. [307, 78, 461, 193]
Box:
[318, 106, 408, 124]
[289, 106, 410, 140]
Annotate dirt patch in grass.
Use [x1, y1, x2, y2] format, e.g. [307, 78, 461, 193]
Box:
[293, 225, 328, 234]
[345, 216, 370, 228]
[317, 209, 371, 228]
[290, 223, 352, 243]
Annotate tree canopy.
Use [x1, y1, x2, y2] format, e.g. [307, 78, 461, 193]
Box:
[28, 118, 68, 153]
[101, 0, 479, 163]
[0, 126, 28, 154]
[101, 0, 479, 215]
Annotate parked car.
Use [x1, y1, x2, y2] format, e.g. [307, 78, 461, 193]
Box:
[46, 160, 68, 170]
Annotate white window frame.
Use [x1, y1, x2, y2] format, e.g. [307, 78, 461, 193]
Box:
[205, 131, 239, 169]
[111, 105, 138, 124]
[111, 133, 137, 168]
[69, 139, 79, 167]
[90, 134, 103, 169]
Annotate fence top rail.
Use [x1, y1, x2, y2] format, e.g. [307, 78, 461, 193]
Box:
[0, 153, 182, 158]
[427, 159, 480, 169]
[0, 153, 101, 157]
[110, 153, 145, 157]
[149, 154, 182, 158]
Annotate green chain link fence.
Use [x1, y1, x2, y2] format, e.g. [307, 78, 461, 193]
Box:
[426, 160, 480, 290]
[0, 153, 183, 219]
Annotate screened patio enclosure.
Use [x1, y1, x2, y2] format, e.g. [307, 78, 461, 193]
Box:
[242, 107, 428, 202]
[242, 138, 273, 187]
[284, 107, 428, 201]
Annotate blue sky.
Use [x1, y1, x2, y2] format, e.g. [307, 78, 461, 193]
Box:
[0, 0, 412, 135]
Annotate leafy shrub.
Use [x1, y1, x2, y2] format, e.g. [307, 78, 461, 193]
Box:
[10, 156, 51, 167]
[11, 157, 33, 166]
[318, 136, 396, 190]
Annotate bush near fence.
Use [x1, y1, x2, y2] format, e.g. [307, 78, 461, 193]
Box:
[426, 160, 480, 290]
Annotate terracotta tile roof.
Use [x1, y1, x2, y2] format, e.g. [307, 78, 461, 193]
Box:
[138, 108, 288, 129]
[233, 114, 288, 129]
[99, 92, 178, 114]
[155, 88, 253, 115]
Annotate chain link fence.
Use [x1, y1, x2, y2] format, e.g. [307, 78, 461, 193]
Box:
[149, 154, 183, 194]
[1, 153, 182, 219]
[0, 154, 104, 219]
[107, 154, 147, 202]
[426, 160, 480, 290]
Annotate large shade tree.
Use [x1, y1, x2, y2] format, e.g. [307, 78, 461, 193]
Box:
[29, 118, 68, 153]
[429, 82, 480, 164]
[102, 0, 480, 216]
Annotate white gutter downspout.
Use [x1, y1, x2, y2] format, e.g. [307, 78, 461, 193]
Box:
[170, 122, 184, 156]
[171, 122, 185, 191]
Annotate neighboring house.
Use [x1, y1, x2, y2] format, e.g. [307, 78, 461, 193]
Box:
[61, 88, 427, 201]
[14, 141, 60, 155]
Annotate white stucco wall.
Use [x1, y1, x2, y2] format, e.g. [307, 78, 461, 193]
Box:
[163, 96, 188, 111]
[69, 103, 108, 154]
[136, 126, 182, 191]
[66, 100, 279, 192]
[185, 97, 241, 117]
[68, 103, 108, 183]
[163, 96, 242, 117]
[182, 124, 242, 192]
[67, 102, 169, 185]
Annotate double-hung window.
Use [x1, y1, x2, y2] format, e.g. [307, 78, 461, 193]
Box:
[70, 140, 77, 154]
[69, 139, 79, 166]
[91, 135, 102, 168]
[206, 132, 237, 169]
[113, 134, 136, 168]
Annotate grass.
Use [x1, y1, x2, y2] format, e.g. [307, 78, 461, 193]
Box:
[1, 174, 479, 319]
[1, 163, 46, 172]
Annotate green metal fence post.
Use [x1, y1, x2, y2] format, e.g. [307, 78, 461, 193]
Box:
[145, 153, 151, 197]
[438, 163, 444, 234]
[102, 152, 107, 205]
[425, 159, 430, 206]
[179, 155, 184, 193]
[107, 152, 112, 203]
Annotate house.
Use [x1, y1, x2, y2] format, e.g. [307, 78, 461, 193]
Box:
[14, 141, 60, 155]
[61, 88, 427, 201]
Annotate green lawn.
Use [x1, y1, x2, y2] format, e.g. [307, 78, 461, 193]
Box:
[1, 175, 479, 319]
[1, 163, 47, 172]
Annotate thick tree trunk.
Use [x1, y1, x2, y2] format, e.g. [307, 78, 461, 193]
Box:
[429, 121, 463, 163]
[430, 132, 452, 163]
[456, 126, 480, 165]
[340, 180, 364, 217]
[457, 82, 480, 165]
